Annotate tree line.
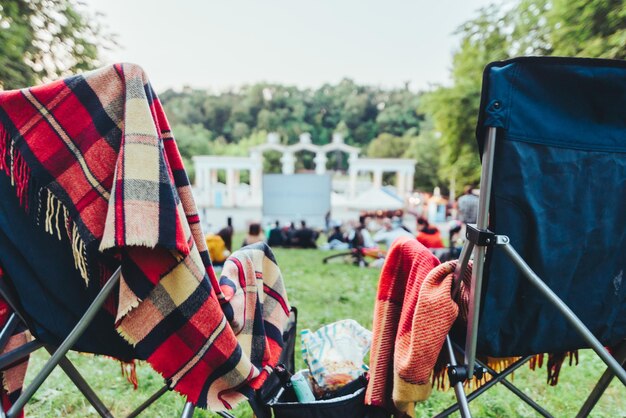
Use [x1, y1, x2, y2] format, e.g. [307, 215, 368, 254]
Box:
[2, 0, 626, 194]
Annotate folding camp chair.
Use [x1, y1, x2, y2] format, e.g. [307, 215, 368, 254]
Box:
[441, 57, 626, 417]
[322, 247, 371, 267]
[179, 307, 298, 418]
[0, 170, 197, 418]
[0, 167, 297, 418]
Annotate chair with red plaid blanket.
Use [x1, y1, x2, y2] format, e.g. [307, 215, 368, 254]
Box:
[0, 63, 291, 417]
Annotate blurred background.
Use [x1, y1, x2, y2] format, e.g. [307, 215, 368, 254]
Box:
[2, 0, 626, 232]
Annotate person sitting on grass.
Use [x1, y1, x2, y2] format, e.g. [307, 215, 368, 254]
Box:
[242, 223, 265, 247]
[267, 220, 286, 247]
[217, 217, 234, 253]
[205, 233, 231, 266]
[416, 217, 444, 249]
[373, 217, 414, 249]
[321, 225, 350, 250]
[328, 225, 345, 243]
[294, 220, 318, 249]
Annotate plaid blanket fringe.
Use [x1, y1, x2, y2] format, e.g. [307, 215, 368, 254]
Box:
[0, 63, 290, 410]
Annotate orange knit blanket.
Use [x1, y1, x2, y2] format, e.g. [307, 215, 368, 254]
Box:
[365, 237, 471, 417]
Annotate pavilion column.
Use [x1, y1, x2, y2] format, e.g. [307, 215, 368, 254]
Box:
[194, 166, 204, 189]
[209, 168, 218, 206]
[250, 166, 262, 201]
[198, 167, 206, 205]
[349, 167, 358, 199]
[250, 153, 263, 203]
[226, 168, 236, 207]
[373, 169, 383, 189]
[406, 169, 414, 194]
[314, 152, 327, 175]
[281, 152, 295, 175]
[396, 170, 406, 197]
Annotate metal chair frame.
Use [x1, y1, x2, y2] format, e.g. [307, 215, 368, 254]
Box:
[0, 267, 198, 418]
[444, 127, 626, 418]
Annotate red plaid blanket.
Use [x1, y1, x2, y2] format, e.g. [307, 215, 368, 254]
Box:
[0, 63, 289, 410]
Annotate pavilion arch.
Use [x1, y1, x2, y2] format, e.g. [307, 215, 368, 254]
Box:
[320, 133, 360, 173]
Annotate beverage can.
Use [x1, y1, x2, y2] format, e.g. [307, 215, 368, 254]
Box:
[290, 372, 316, 403]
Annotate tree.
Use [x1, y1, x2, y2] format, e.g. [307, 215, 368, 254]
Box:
[548, 0, 626, 59]
[424, 0, 626, 195]
[366, 133, 411, 159]
[422, 5, 510, 192]
[171, 123, 213, 181]
[0, 0, 113, 90]
[403, 120, 444, 193]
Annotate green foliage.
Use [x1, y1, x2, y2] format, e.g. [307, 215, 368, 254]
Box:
[366, 126, 444, 191]
[162, 80, 442, 188]
[366, 133, 411, 159]
[404, 121, 445, 193]
[0, 0, 113, 90]
[425, 0, 626, 195]
[548, 0, 626, 59]
[161, 80, 425, 149]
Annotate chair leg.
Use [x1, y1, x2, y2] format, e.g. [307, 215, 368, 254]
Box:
[5, 267, 121, 418]
[126, 384, 170, 418]
[473, 357, 553, 418]
[0, 314, 19, 353]
[576, 341, 626, 418]
[180, 402, 195, 418]
[443, 336, 472, 418]
[436, 347, 554, 418]
[322, 252, 353, 264]
[52, 349, 113, 418]
[0, 340, 43, 371]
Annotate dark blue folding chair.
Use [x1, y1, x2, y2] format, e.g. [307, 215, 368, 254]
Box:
[440, 57, 626, 417]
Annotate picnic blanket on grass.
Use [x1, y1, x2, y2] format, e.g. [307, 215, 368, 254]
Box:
[0, 63, 290, 410]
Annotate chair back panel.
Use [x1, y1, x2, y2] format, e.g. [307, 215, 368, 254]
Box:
[0, 173, 137, 360]
[476, 57, 626, 356]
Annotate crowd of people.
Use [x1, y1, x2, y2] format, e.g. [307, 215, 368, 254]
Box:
[265, 220, 319, 249]
[204, 218, 321, 266]
[203, 185, 480, 266]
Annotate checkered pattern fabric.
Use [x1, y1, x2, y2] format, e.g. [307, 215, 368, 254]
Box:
[217, 243, 290, 397]
[0, 63, 289, 410]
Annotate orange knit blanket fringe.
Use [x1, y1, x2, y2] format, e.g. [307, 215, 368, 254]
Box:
[432, 351, 579, 391]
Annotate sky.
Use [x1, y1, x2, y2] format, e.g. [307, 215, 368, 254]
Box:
[83, 0, 501, 93]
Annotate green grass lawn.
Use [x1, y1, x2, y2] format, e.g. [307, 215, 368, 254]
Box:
[24, 247, 626, 417]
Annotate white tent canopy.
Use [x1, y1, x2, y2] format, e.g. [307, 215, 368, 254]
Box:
[347, 187, 404, 210]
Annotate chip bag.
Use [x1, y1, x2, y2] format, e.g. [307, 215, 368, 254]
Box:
[301, 319, 372, 393]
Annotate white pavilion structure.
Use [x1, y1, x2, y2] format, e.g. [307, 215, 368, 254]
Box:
[192, 132, 416, 208]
